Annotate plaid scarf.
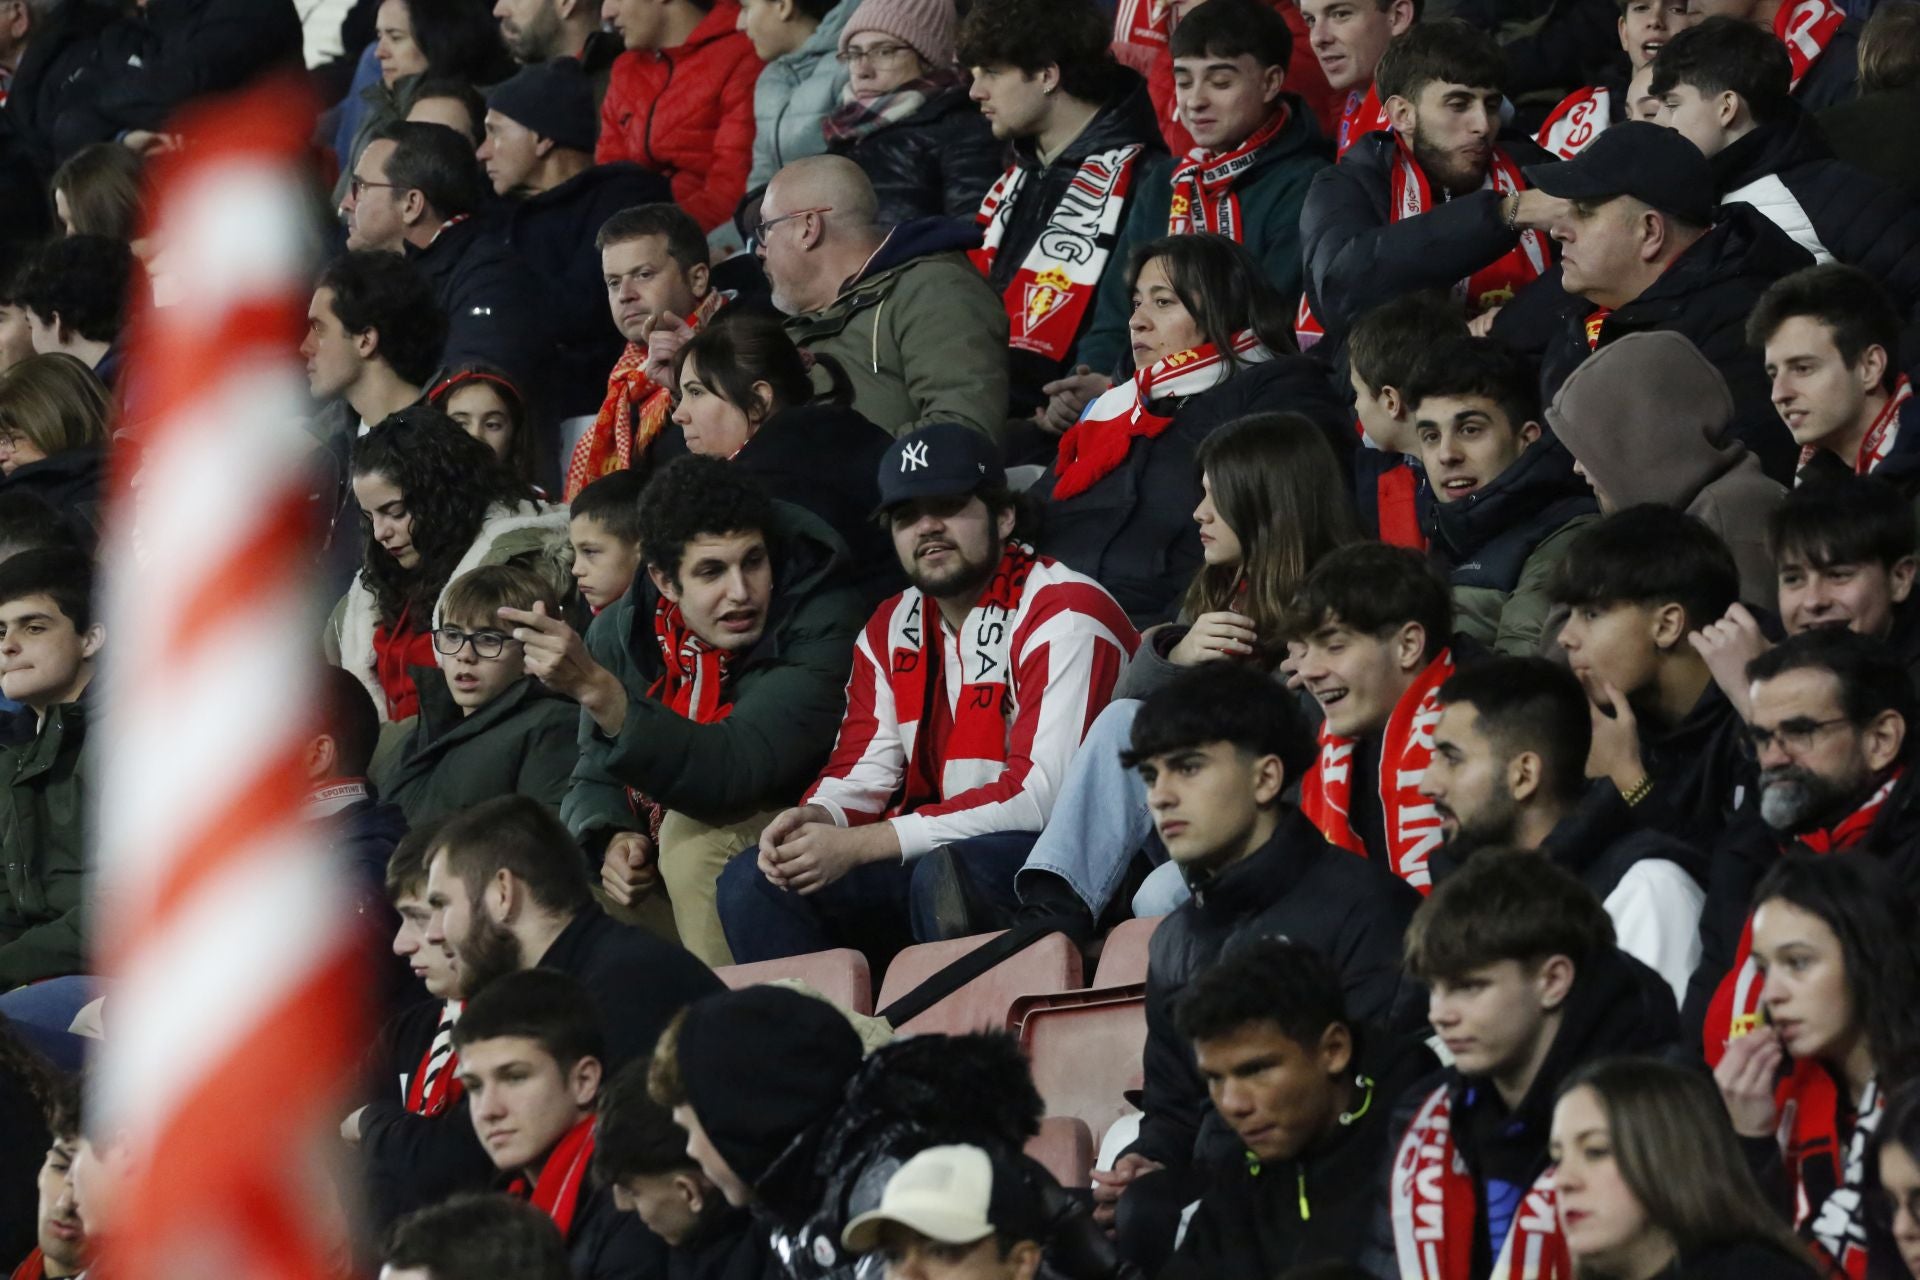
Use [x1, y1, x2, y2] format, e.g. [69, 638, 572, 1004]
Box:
[1168, 107, 1290, 239]
[822, 70, 967, 146]
[511, 1116, 598, 1240]
[564, 290, 725, 500]
[1776, 0, 1846, 89]
[648, 597, 736, 724]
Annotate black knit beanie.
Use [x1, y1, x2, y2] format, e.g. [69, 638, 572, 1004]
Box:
[676, 986, 866, 1189]
[485, 57, 598, 154]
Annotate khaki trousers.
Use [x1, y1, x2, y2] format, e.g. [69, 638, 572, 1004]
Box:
[610, 808, 782, 967]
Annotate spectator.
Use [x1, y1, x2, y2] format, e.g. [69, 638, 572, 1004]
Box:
[304, 251, 443, 438]
[1715, 854, 1920, 1274]
[1015, 411, 1362, 934]
[1108, 663, 1420, 1272]
[1549, 1058, 1820, 1280]
[1073, 0, 1329, 382]
[0, 1015, 52, 1263]
[0, 355, 110, 550]
[1650, 18, 1920, 322]
[716, 422, 1137, 961]
[0, 550, 100, 994]
[381, 1193, 572, 1280]
[327, 407, 565, 722]
[428, 366, 543, 490]
[48, 144, 141, 242]
[1547, 330, 1786, 609]
[597, 0, 762, 237]
[1161, 941, 1435, 1280]
[0, 265, 36, 376]
[346, 121, 546, 387]
[451, 969, 658, 1278]
[1036, 234, 1349, 628]
[1134, 0, 1338, 156]
[12, 236, 133, 389]
[0, 0, 111, 184]
[1347, 291, 1463, 549]
[64, 1114, 135, 1269]
[1534, 0, 1685, 158]
[592, 1059, 773, 1279]
[17, 1075, 88, 1279]
[405, 75, 488, 144]
[739, 0, 855, 192]
[762, 155, 1009, 438]
[483, 59, 674, 420]
[524, 455, 865, 965]
[959, 0, 1163, 429]
[1549, 505, 1752, 850]
[821, 0, 1001, 225]
[1816, 0, 1920, 203]
[420, 794, 723, 1067]
[564, 470, 644, 615]
[1879, 1083, 1920, 1280]
[565, 204, 722, 500]
[1689, 0, 1859, 108]
[1371, 848, 1682, 1280]
[1748, 265, 1920, 484]
[494, 0, 623, 77]
[839, 1144, 1053, 1279]
[373, 564, 578, 826]
[1420, 656, 1707, 1002]
[1503, 121, 1812, 480]
[1289, 542, 1458, 891]
[1405, 335, 1598, 657]
[671, 312, 895, 577]
[1298, 0, 1416, 157]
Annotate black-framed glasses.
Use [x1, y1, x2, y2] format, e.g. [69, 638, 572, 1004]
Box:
[433, 626, 513, 659]
[349, 175, 400, 199]
[748, 206, 832, 253]
[1741, 715, 1853, 760]
[835, 42, 912, 66]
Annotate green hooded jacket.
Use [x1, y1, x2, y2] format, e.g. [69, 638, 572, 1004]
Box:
[0, 694, 91, 988]
[374, 672, 582, 828]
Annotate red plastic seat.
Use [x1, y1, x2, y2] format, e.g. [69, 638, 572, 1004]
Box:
[1015, 989, 1148, 1145]
[874, 930, 1083, 1035]
[1092, 914, 1165, 988]
[714, 948, 874, 1016]
[1025, 1116, 1095, 1189]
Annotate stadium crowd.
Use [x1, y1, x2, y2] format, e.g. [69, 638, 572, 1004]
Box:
[6, 0, 1920, 1274]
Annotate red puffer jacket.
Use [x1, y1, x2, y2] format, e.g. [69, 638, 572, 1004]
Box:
[595, 1, 762, 233]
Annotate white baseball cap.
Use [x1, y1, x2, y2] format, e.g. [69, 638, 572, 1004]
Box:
[841, 1145, 1019, 1254]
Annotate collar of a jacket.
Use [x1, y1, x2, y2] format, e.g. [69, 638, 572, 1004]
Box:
[1186, 809, 1319, 916]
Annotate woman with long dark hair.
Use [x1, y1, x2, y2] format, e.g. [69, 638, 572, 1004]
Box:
[1716, 853, 1920, 1278]
[429, 365, 542, 491]
[1552, 1057, 1816, 1279]
[0, 353, 111, 549]
[326, 407, 567, 722]
[1035, 233, 1350, 627]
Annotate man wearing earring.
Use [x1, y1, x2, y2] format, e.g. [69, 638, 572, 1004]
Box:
[1163, 938, 1436, 1280]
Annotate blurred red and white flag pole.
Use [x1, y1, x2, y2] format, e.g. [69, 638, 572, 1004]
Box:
[95, 78, 365, 1278]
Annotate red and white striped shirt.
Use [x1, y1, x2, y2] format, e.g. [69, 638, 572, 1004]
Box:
[806, 555, 1138, 859]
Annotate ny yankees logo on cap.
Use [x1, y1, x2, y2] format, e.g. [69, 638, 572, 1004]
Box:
[901, 442, 930, 471]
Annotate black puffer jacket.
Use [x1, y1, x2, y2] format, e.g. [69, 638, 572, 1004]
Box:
[1, 0, 113, 176]
[0, 448, 106, 551]
[407, 214, 549, 398]
[751, 1034, 1128, 1280]
[1133, 810, 1424, 1176]
[1818, 84, 1920, 204]
[1504, 203, 1814, 481]
[1035, 356, 1352, 628]
[827, 83, 1006, 225]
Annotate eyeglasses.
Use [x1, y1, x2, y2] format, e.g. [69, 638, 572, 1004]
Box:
[836, 42, 913, 66]
[1741, 715, 1853, 760]
[433, 626, 514, 659]
[747, 206, 832, 253]
[349, 175, 400, 199]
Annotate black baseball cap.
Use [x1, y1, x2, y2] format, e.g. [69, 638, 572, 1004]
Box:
[873, 421, 1006, 516]
[1523, 122, 1717, 227]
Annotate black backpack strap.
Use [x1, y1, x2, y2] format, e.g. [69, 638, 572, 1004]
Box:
[876, 917, 1065, 1029]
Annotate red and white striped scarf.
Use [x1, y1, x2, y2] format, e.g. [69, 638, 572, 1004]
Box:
[1798, 375, 1914, 476]
[1168, 107, 1291, 239]
[1052, 331, 1272, 500]
[511, 1115, 598, 1240]
[649, 597, 736, 724]
[404, 999, 464, 1117]
[1390, 1084, 1572, 1280]
[1534, 85, 1613, 160]
[1775, 0, 1846, 89]
[971, 144, 1146, 362]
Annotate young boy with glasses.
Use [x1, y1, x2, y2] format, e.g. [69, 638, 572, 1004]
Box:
[372, 563, 580, 827]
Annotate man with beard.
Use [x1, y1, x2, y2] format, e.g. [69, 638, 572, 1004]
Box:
[492, 0, 623, 102]
[715, 422, 1138, 961]
[1686, 626, 1920, 1056]
[1418, 656, 1705, 1003]
[1299, 20, 1556, 364]
[14, 1078, 88, 1279]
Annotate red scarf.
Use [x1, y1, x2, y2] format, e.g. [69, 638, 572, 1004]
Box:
[1054, 331, 1272, 500]
[1299, 649, 1453, 892]
[1775, 0, 1846, 90]
[1337, 84, 1389, 158]
[1583, 308, 1612, 351]
[971, 145, 1145, 362]
[895, 541, 1037, 812]
[404, 1000, 463, 1117]
[564, 291, 726, 500]
[1389, 1085, 1572, 1280]
[10, 1251, 47, 1280]
[648, 597, 736, 724]
[1703, 769, 1901, 1063]
[1778, 1068, 1881, 1278]
[1168, 107, 1291, 239]
[1799, 375, 1914, 476]
[511, 1116, 598, 1240]
[372, 605, 435, 721]
[1375, 457, 1427, 551]
[1534, 85, 1613, 160]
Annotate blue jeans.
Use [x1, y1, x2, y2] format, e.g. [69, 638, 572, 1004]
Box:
[717, 831, 1038, 963]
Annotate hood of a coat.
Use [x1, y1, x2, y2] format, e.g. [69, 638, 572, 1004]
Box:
[854, 215, 985, 282]
[1429, 432, 1595, 565]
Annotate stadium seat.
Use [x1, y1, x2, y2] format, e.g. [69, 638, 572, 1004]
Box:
[1092, 914, 1164, 987]
[875, 930, 1083, 1035]
[1026, 1116, 1095, 1189]
[714, 948, 874, 1016]
[1015, 988, 1148, 1146]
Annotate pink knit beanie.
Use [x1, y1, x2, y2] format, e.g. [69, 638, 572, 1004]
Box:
[838, 0, 957, 69]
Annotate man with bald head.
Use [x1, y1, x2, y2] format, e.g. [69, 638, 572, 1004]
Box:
[762, 155, 1009, 439]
